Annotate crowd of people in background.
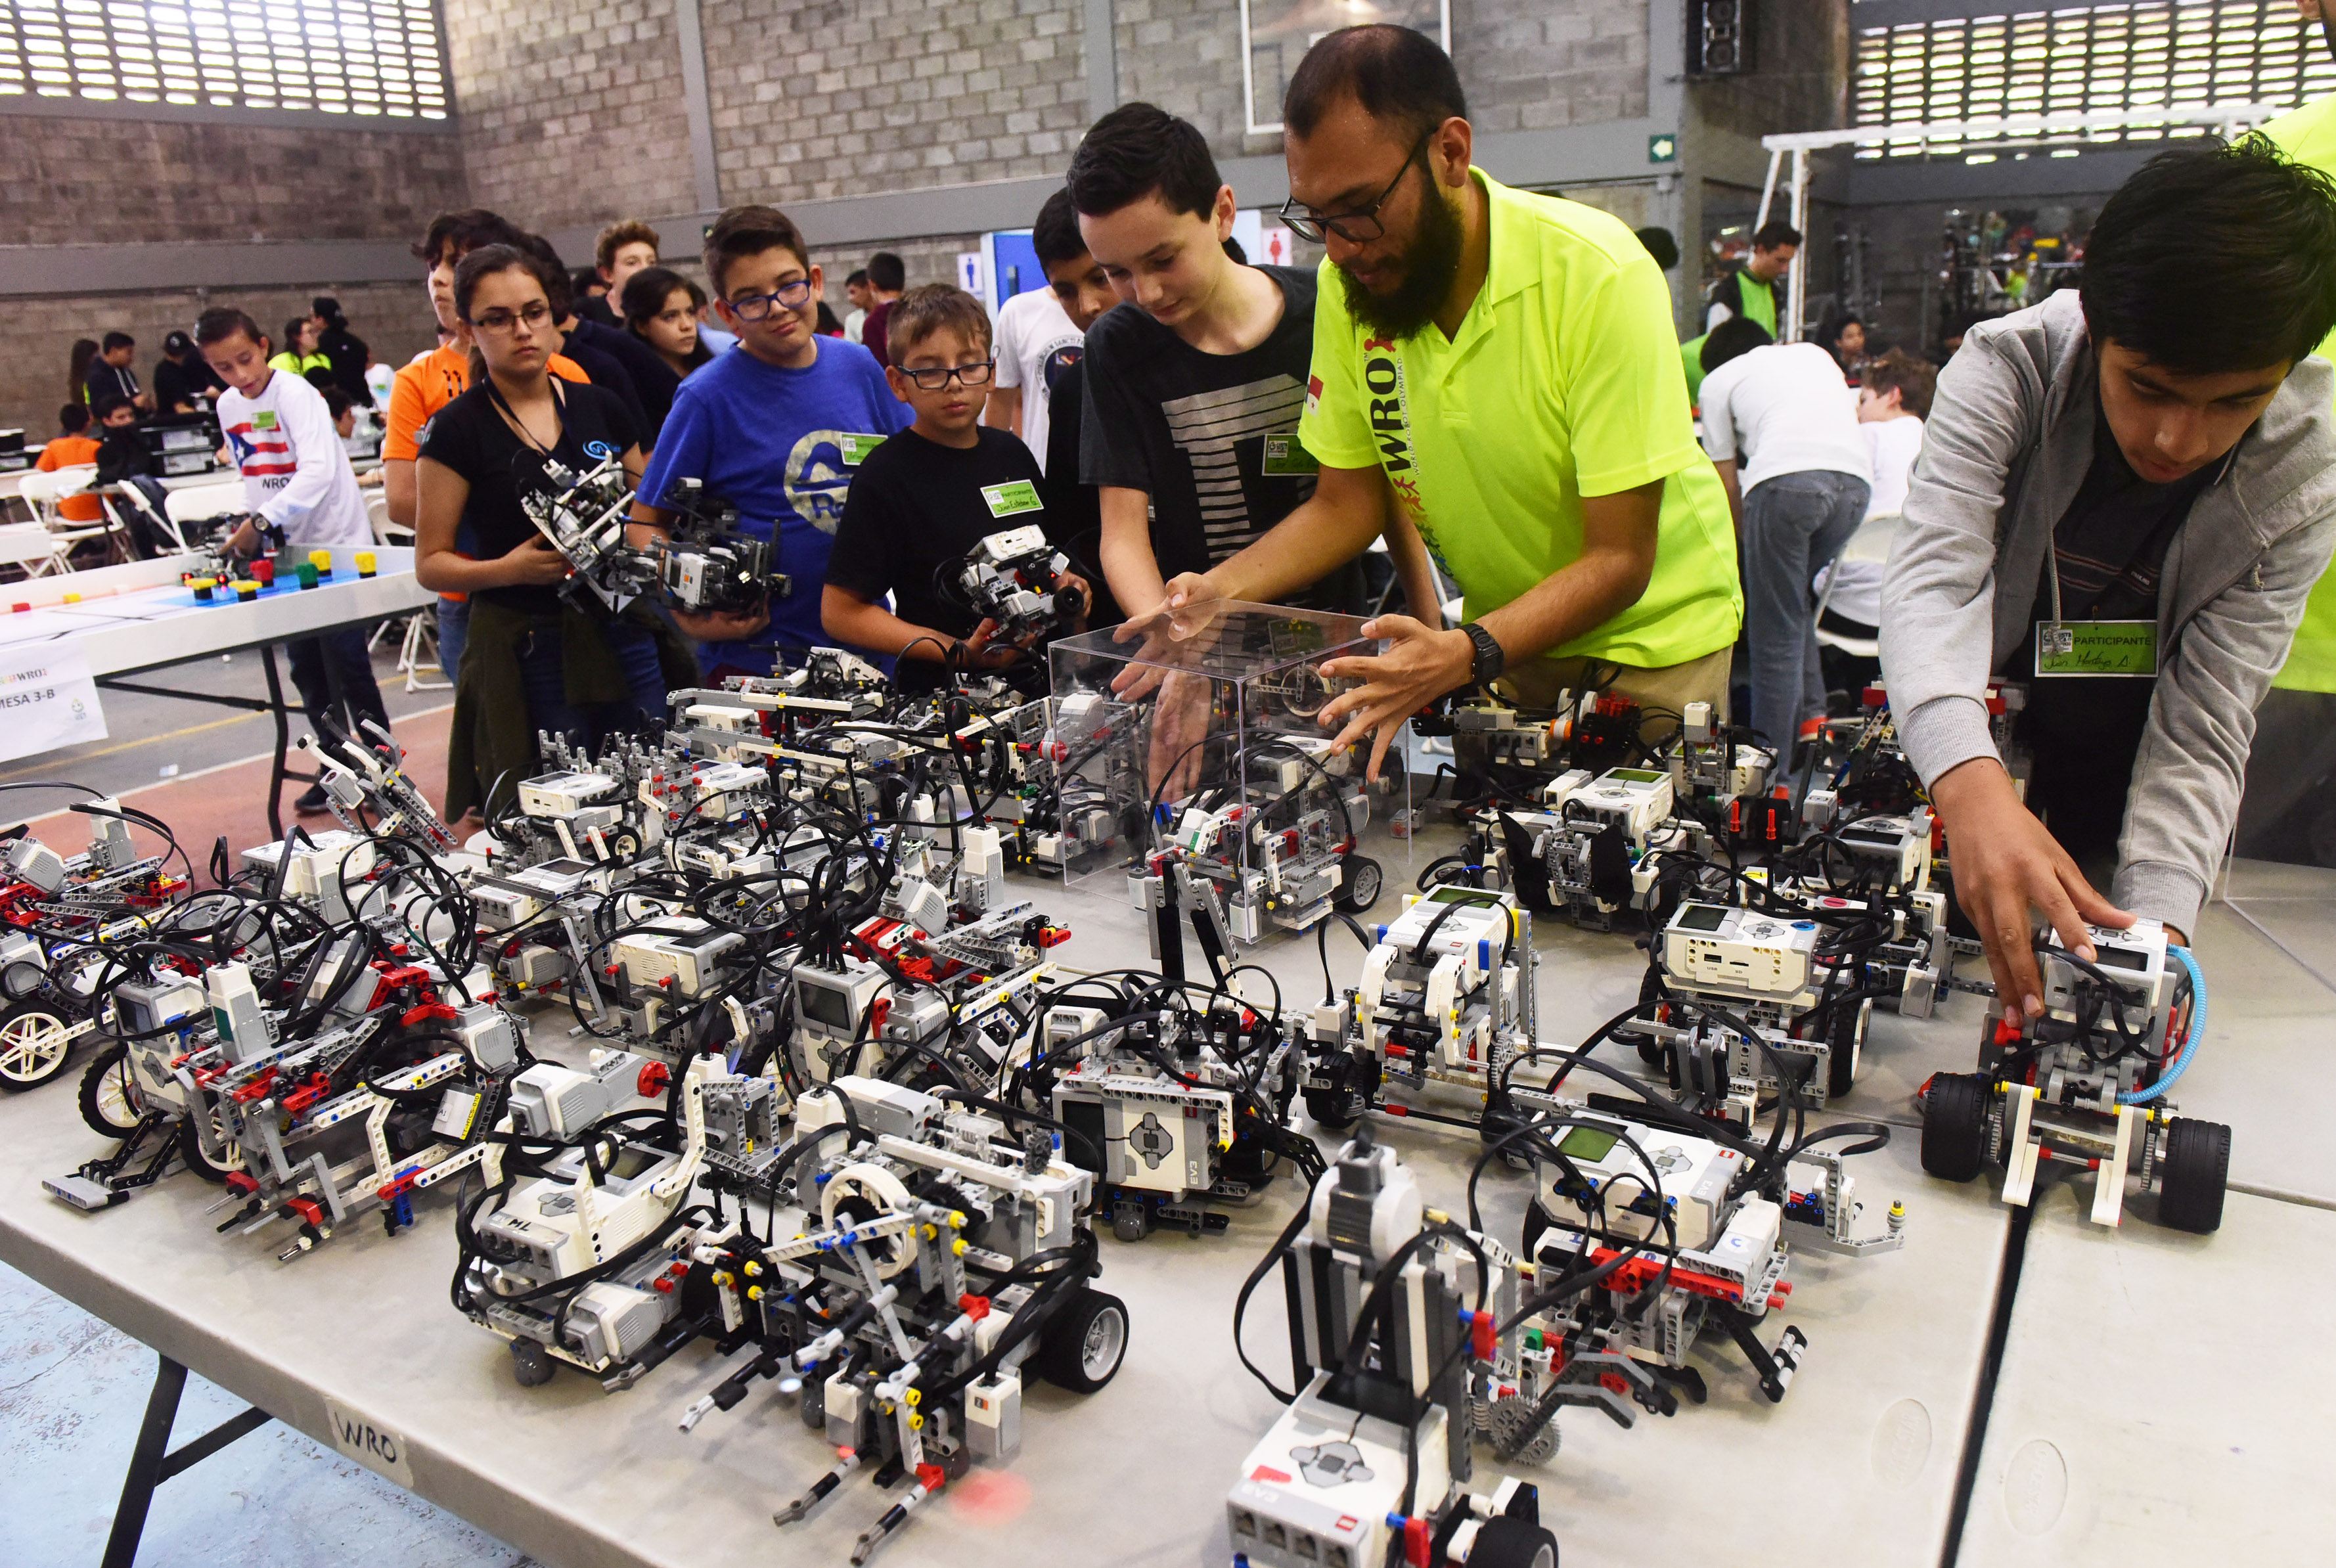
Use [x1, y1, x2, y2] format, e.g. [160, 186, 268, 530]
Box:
[31, 18, 2336, 970]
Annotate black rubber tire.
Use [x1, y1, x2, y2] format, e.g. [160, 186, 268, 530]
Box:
[79, 1043, 146, 1136]
[0, 1000, 75, 1092]
[1337, 855, 1384, 914]
[510, 1337, 556, 1387]
[175, 1106, 242, 1184]
[2157, 1118, 2231, 1234]
[1039, 1288, 1128, 1395]
[1920, 1073, 1990, 1183]
[1615, 967, 1667, 1062]
[1466, 1514, 1560, 1568]
[1303, 1088, 1359, 1131]
[1826, 997, 1870, 1100]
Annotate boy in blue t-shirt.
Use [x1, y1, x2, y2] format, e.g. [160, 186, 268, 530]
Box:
[631, 204, 909, 679]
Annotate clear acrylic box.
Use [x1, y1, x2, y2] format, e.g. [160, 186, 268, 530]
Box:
[1046, 600, 1411, 943]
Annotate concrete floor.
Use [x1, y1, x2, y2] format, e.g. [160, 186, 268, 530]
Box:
[0, 1255, 531, 1567]
[0, 627, 520, 1568]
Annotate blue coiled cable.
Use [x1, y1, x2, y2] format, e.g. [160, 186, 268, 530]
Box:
[2117, 944, 2204, 1106]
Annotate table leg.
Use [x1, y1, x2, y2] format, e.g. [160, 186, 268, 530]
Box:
[99, 1353, 275, 1568]
[261, 642, 290, 841]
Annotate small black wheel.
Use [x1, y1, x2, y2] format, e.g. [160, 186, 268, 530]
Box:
[1466, 1514, 1560, 1568]
[1337, 855, 1384, 914]
[1039, 1288, 1128, 1395]
[1615, 967, 1667, 1063]
[175, 1104, 243, 1184]
[510, 1337, 556, 1387]
[608, 830, 641, 861]
[0, 1000, 75, 1092]
[1826, 997, 1870, 1100]
[1920, 1073, 1990, 1183]
[79, 1043, 146, 1136]
[2157, 1118, 2230, 1234]
[1303, 1088, 1359, 1131]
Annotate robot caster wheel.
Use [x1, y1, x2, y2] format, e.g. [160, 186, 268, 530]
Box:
[510, 1337, 557, 1387]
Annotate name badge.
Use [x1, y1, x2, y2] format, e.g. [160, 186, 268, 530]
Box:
[1261, 432, 1318, 477]
[980, 480, 1044, 518]
[253, 410, 279, 432]
[2036, 619, 2158, 677]
[838, 433, 887, 466]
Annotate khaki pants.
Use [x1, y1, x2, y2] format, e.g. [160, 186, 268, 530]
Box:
[1494, 644, 1733, 746]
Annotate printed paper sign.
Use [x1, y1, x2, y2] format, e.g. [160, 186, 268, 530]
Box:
[325, 1398, 415, 1487]
[0, 647, 106, 763]
[2036, 619, 2157, 677]
[838, 434, 889, 466]
[981, 480, 1044, 518]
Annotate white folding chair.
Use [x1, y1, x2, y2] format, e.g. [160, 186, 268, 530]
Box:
[165, 480, 249, 543]
[0, 520, 74, 578]
[16, 468, 119, 567]
[1814, 513, 1901, 661]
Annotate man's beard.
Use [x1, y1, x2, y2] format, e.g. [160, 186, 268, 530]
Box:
[1337, 181, 1465, 342]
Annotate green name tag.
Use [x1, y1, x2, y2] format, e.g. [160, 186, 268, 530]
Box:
[2036, 619, 2158, 677]
[838, 433, 887, 466]
[1261, 432, 1318, 477]
[253, 410, 279, 432]
[980, 480, 1044, 518]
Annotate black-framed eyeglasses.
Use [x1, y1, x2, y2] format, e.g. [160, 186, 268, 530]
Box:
[1279, 131, 1431, 244]
[469, 300, 553, 334]
[728, 279, 816, 320]
[899, 359, 996, 390]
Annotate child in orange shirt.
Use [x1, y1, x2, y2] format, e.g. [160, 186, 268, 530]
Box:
[34, 404, 102, 522]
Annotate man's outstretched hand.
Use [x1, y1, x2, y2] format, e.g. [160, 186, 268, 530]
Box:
[1316, 615, 1474, 784]
[1929, 757, 2134, 1019]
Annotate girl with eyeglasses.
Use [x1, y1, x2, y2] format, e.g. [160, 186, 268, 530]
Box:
[416, 244, 696, 820]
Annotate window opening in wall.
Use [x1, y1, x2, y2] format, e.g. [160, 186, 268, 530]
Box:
[0, 0, 449, 120]
[1851, 1, 2331, 157]
[1240, 0, 1450, 135]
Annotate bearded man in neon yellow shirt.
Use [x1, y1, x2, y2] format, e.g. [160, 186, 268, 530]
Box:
[1156, 25, 1743, 780]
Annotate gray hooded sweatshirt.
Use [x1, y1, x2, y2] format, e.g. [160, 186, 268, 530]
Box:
[1879, 288, 2336, 935]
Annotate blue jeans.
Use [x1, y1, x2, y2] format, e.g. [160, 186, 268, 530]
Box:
[1740, 470, 1870, 751]
[436, 597, 470, 685]
[514, 616, 667, 756]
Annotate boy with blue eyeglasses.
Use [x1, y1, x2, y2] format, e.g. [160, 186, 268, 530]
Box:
[630, 204, 908, 681]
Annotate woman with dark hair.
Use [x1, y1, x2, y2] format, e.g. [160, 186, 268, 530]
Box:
[619, 266, 714, 437]
[415, 244, 694, 820]
[270, 317, 333, 384]
[310, 295, 372, 407]
[1818, 313, 1868, 379]
[66, 338, 99, 406]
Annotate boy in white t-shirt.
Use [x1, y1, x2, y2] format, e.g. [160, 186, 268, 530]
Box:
[1696, 316, 1872, 751]
[196, 307, 392, 814]
[985, 190, 1098, 476]
[1818, 350, 1935, 644]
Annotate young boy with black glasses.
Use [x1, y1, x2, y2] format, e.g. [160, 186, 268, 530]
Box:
[629, 204, 908, 681]
[822, 286, 1090, 693]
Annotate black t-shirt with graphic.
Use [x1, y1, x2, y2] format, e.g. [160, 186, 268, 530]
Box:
[418, 378, 639, 614]
[828, 425, 1056, 691]
[1078, 264, 1360, 614]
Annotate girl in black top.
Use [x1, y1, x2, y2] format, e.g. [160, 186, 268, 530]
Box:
[620, 267, 715, 439]
[417, 244, 684, 817]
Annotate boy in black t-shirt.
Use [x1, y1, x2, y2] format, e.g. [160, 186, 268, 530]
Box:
[824, 286, 1091, 692]
[1069, 102, 1361, 618]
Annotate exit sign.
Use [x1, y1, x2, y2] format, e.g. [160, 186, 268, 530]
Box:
[1649, 133, 1678, 164]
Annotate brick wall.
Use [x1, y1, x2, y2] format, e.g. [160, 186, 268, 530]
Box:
[0, 281, 438, 449]
[441, 0, 699, 232]
[1, 114, 464, 246]
[1117, 0, 1650, 162]
[701, 0, 1090, 205]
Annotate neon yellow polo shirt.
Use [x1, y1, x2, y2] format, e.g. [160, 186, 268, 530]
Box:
[2259, 96, 2336, 694]
[1299, 171, 1742, 669]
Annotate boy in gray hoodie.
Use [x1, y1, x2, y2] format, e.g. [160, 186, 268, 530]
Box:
[1881, 142, 2336, 1018]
